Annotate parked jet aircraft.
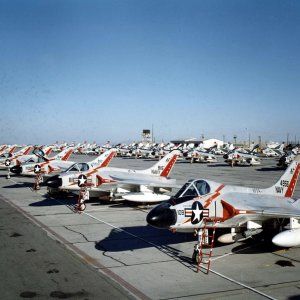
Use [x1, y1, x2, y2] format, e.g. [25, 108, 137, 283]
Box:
[45, 148, 116, 187]
[10, 147, 74, 176]
[147, 155, 300, 252]
[0, 145, 7, 154]
[0, 146, 52, 169]
[183, 144, 218, 163]
[0, 145, 17, 158]
[0, 146, 33, 169]
[262, 143, 285, 158]
[223, 144, 261, 166]
[45, 150, 180, 202]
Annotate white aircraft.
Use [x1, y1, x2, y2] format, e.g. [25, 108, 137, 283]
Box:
[45, 148, 116, 189]
[0, 145, 34, 169]
[1, 146, 53, 169]
[147, 155, 300, 255]
[223, 145, 261, 166]
[183, 144, 218, 163]
[0, 145, 17, 158]
[10, 147, 74, 176]
[0, 145, 8, 154]
[45, 150, 180, 203]
[262, 143, 285, 158]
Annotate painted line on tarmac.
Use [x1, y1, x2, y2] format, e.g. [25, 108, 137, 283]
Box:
[6, 177, 276, 300]
[82, 211, 276, 300]
[208, 268, 277, 300]
[211, 243, 260, 262]
[3, 179, 151, 300]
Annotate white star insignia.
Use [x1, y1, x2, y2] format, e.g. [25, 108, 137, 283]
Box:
[192, 202, 203, 223]
[78, 175, 87, 187]
[34, 165, 41, 173]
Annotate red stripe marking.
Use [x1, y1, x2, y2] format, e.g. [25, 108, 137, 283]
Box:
[23, 146, 33, 155]
[61, 149, 73, 161]
[285, 163, 300, 197]
[45, 147, 53, 156]
[160, 154, 178, 177]
[99, 151, 116, 168]
[203, 184, 225, 208]
[9, 146, 16, 154]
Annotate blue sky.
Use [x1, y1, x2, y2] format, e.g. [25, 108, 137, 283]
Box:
[0, 0, 299, 145]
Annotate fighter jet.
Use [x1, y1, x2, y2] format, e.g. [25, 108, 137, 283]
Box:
[10, 147, 74, 176]
[223, 144, 261, 166]
[0, 145, 17, 158]
[45, 150, 180, 203]
[183, 144, 218, 163]
[0, 145, 34, 169]
[147, 155, 300, 251]
[0, 146, 52, 169]
[45, 148, 116, 191]
[0, 145, 8, 154]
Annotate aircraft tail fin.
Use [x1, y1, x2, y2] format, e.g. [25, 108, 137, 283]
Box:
[250, 144, 259, 153]
[263, 155, 300, 197]
[21, 146, 33, 155]
[141, 150, 180, 177]
[54, 147, 74, 161]
[8, 145, 16, 154]
[278, 143, 285, 151]
[90, 149, 116, 168]
[0, 145, 7, 153]
[44, 146, 53, 156]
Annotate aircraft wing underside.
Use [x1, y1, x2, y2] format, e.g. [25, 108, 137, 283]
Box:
[221, 192, 300, 220]
[109, 175, 179, 189]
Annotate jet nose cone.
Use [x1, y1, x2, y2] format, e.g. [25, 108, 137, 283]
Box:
[44, 175, 62, 188]
[147, 202, 177, 229]
[10, 165, 22, 174]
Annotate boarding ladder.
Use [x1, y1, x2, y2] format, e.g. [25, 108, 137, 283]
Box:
[197, 218, 217, 274]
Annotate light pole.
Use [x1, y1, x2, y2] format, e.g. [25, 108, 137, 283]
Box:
[233, 135, 237, 146]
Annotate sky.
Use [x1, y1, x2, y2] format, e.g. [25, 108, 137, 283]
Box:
[0, 0, 299, 145]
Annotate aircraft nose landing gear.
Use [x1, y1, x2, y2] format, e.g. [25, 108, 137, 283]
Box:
[75, 174, 91, 213]
[76, 187, 88, 213]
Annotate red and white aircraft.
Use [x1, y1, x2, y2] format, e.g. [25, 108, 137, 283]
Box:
[1, 146, 53, 169]
[0, 145, 17, 158]
[147, 155, 300, 251]
[10, 147, 74, 176]
[46, 150, 180, 202]
[0, 146, 34, 169]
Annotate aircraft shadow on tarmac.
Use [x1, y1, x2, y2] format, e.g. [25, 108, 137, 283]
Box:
[1, 182, 33, 189]
[29, 195, 78, 207]
[231, 239, 280, 254]
[0, 174, 11, 178]
[28, 195, 114, 207]
[95, 226, 197, 267]
[95, 225, 195, 253]
[256, 167, 284, 172]
[207, 163, 235, 167]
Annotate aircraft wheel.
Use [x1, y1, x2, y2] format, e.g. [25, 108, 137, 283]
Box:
[192, 249, 200, 263]
[78, 203, 86, 211]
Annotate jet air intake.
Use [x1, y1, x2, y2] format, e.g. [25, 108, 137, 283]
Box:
[44, 175, 62, 189]
[146, 202, 177, 229]
[10, 165, 22, 175]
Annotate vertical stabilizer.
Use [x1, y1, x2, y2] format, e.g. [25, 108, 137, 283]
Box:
[141, 150, 180, 177]
[263, 155, 300, 197]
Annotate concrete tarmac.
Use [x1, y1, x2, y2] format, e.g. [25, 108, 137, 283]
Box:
[0, 194, 135, 299]
[1, 155, 300, 300]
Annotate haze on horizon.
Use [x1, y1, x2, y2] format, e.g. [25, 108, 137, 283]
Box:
[0, 0, 299, 145]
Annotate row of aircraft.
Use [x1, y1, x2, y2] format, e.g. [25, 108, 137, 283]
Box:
[1, 141, 300, 263]
[2, 145, 180, 203]
[13, 139, 297, 167]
